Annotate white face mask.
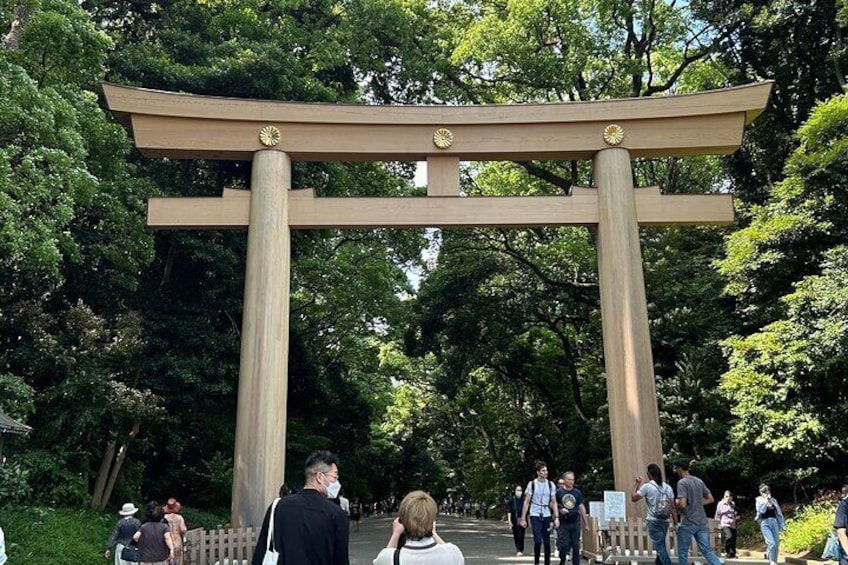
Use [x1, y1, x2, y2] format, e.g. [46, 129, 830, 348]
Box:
[326, 479, 342, 499]
[515, 490, 523, 497]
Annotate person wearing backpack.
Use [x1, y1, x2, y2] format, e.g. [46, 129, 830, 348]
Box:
[632, 463, 676, 565]
[520, 461, 560, 565]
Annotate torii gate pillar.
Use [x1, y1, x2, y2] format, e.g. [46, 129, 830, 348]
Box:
[595, 148, 663, 516]
[231, 150, 291, 526]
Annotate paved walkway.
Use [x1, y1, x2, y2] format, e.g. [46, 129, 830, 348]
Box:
[350, 515, 568, 564]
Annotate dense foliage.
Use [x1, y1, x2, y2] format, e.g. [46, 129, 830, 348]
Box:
[1, 0, 847, 521]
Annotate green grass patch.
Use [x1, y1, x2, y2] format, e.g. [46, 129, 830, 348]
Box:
[1, 505, 230, 565]
[2, 506, 114, 565]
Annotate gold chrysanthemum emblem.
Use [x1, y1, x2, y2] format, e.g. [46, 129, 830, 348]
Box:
[603, 124, 625, 146]
[259, 125, 281, 147]
[433, 128, 454, 149]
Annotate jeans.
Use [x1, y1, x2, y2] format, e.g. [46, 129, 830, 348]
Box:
[531, 516, 553, 565]
[761, 518, 780, 562]
[647, 519, 671, 565]
[557, 521, 581, 564]
[677, 523, 723, 565]
[722, 526, 737, 557]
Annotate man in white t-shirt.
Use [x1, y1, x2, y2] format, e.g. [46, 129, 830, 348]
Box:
[520, 461, 560, 565]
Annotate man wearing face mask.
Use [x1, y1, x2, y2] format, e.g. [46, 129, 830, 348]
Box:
[251, 450, 350, 565]
[508, 484, 526, 557]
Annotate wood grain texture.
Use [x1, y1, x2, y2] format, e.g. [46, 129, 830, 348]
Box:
[230, 151, 290, 528]
[594, 148, 664, 520]
[102, 82, 772, 161]
[146, 190, 732, 229]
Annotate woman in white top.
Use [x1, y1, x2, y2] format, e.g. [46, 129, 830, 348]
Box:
[373, 490, 465, 565]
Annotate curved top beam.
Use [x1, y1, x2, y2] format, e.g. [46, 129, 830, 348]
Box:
[102, 82, 772, 161]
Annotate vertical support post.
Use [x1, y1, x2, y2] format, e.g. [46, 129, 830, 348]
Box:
[594, 147, 663, 518]
[231, 150, 291, 527]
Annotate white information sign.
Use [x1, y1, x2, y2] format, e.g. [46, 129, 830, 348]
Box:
[603, 490, 626, 526]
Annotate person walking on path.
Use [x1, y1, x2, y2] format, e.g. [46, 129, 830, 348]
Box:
[104, 502, 142, 565]
[163, 498, 187, 565]
[632, 463, 675, 565]
[508, 484, 526, 557]
[556, 472, 588, 565]
[834, 485, 848, 565]
[251, 450, 350, 565]
[755, 484, 786, 565]
[372, 490, 465, 564]
[519, 461, 560, 565]
[672, 459, 723, 565]
[133, 501, 175, 565]
[714, 491, 738, 558]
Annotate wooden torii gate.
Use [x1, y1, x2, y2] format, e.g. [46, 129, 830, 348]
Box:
[103, 81, 771, 526]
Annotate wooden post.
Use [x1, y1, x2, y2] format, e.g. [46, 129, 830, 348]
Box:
[231, 150, 291, 527]
[594, 147, 664, 519]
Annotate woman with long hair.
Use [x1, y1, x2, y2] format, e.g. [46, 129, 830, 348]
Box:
[631, 463, 675, 565]
[755, 485, 786, 565]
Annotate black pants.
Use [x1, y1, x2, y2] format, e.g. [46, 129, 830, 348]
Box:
[558, 521, 581, 565]
[512, 524, 526, 553]
[722, 526, 737, 558]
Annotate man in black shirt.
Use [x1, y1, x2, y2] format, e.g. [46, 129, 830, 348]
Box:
[252, 450, 350, 565]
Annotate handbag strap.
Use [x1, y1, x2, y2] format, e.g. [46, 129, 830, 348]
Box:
[393, 547, 401, 565]
[267, 498, 281, 552]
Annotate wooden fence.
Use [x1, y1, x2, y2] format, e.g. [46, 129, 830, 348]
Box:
[184, 526, 258, 565]
[606, 517, 722, 560]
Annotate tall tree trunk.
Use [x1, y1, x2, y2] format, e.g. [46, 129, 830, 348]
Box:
[91, 438, 118, 509]
[90, 424, 141, 511]
[99, 423, 140, 511]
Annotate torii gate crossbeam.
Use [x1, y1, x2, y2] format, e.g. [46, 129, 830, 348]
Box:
[103, 82, 772, 527]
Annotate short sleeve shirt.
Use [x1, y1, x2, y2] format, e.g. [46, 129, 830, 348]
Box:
[372, 539, 464, 565]
[677, 476, 711, 526]
[137, 521, 170, 562]
[637, 481, 674, 522]
[526, 480, 555, 518]
[556, 488, 584, 522]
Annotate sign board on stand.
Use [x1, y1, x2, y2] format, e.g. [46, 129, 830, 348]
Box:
[603, 491, 626, 527]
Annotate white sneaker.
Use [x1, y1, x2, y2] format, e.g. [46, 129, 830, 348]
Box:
[517, 552, 523, 556]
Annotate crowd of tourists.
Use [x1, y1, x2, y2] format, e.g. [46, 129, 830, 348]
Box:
[505, 458, 794, 565]
[103, 498, 187, 565]
[69, 451, 846, 565]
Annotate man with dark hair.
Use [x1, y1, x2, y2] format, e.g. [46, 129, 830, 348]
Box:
[520, 461, 560, 565]
[251, 450, 350, 565]
[672, 459, 722, 565]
